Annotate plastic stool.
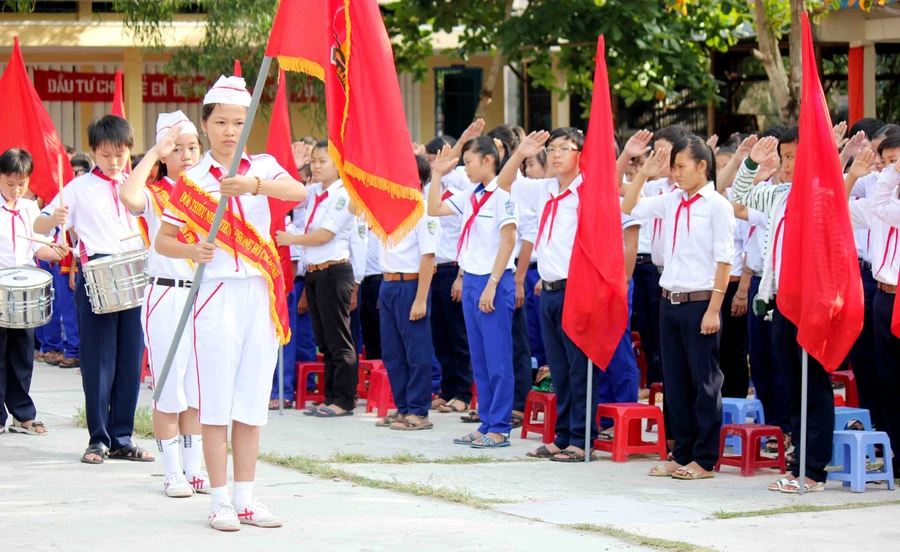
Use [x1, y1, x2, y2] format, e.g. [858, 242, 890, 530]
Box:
[365, 366, 396, 417]
[646, 382, 663, 431]
[295, 362, 325, 408]
[356, 360, 383, 400]
[520, 390, 557, 444]
[715, 424, 786, 477]
[141, 350, 152, 388]
[470, 383, 478, 411]
[722, 398, 765, 454]
[632, 331, 647, 389]
[831, 370, 859, 408]
[830, 407, 875, 467]
[834, 394, 846, 407]
[593, 403, 666, 462]
[827, 431, 895, 492]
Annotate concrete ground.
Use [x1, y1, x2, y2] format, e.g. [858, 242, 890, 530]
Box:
[2, 362, 899, 552]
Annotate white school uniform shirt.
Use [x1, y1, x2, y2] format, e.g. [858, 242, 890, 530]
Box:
[42, 168, 145, 256]
[162, 151, 289, 281]
[138, 177, 194, 280]
[850, 171, 881, 264]
[726, 188, 749, 277]
[0, 198, 42, 268]
[850, 196, 899, 286]
[744, 202, 769, 275]
[514, 203, 539, 260]
[868, 165, 900, 286]
[433, 167, 477, 264]
[381, 202, 438, 273]
[445, 177, 518, 275]
[364, 228, 382, 277]
[621, 206, 642, 244]
[349, 215, 368, 284]
[300, 180, 356, 266]
[510, 173, 582, 282]
[643, 177, 679, 266]
[631, 182, 736, 293]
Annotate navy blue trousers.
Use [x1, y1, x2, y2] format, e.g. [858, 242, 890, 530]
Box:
[75, 271, 144, 450]
[540, 287, 600, 449]
[850, 266, 882, 430]
[431, 264, 473, 403]
[720, 280, 749, 398]
[35, 261, 63, 353]
[360, 275, 382, 359]
[659, 298, 723, 471]
[747, 276, 790, 433]
[379, 280, 434, 417]
[462, 271, 515, 434]
[0, 327, 36, 426]
[873, 289, 900, 475]
[631, 262, 663, 385]
[598, 280, 639, 427]
[512, 302, 533, 412]
[524, 267, 546, 367]
[55, 268, 80, 357]
[270, 278, 319, 401]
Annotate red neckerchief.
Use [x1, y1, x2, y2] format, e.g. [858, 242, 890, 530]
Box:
[456, 185, 494, 260]
[672, 192, 703, 254]
[209, 159, 251, 272]
[876, 227, 898, 278]
[535, 187, 573, 250]
[305, 190, 329, 234]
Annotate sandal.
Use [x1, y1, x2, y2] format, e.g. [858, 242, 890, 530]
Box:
[671, 466, 714, 480]
[460, 411, 480, 423]
[649, 463, 681, 477]
[453, 432, 480, 445]
[376, 412, 404, 427]
[9, 419, 48, 436]
[768, 478, 793, 491]
[302, 405, 322, 416]
[431, 397, 448, 410]
[314, 407, 354, 418]
[510, 413, 524, 428]
[108, 444, 155, 462]
[81, 444, 108, 465]
[780, 480, 825, 494]
[471, 434, 510, 449]
[58, 357, 80, 368]
[391, 415, 434, 431]
[597, 430, 614, 442]
[268, 399, 293, 410]
[437, 399, 468, 413]
[764, 438, 780, 454]
[550, 449, 589, 463]
[526, 445, 558, 459]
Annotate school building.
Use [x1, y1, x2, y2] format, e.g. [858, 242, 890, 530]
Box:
[0, 1, 897, 155]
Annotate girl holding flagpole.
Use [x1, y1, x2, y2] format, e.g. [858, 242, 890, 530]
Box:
[155, 76, 307, 531]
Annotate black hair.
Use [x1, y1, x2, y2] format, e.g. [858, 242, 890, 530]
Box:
[299, 163, 312, 182]
[69, 153, 93, 174]
[670, 135, 716, 184]
[64, 145, 76, 155]
[0, 148, 34, 177]
[777, 126, 799, 157]
[461, 135, 505, 175]
[314, 139, 329, 151]
[547, 127, 585, 151]
[154, 137, 203, 183]
[717, 146, 737, 156]
[415, 155, 430, 190]
[488, 124, 521, 154]
[874, 124, 900, 140]
[533, 149, 548, 169]
[425, 136, 452, 156]
[652, 125, 689, 148]
[760, 125, 788, 140]
[849, 117, 885, 140]
[877, 134, 900, 158]
[87, 115, 134, 151]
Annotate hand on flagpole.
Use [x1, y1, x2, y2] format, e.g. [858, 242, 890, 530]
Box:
[219, 175, 256, 197]
[191, 242, 217, 264]
[622, 130, 653, 159]
[432, 145, 459, 178]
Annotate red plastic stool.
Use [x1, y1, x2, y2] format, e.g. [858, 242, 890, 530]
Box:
[834, 394, 846, 407]
[141, 350, 152, 388]
[520, 390, 557, 444]
[715, 423, 786, 477]
[470, 383, 478, 411]
[295, 362, 325, 408]
[594, 403, 666, 462]
[632, 331, 647, 389]
[357, 360, 383, 400]
[832, 370, 858, 408]
[646, 382, 664, 430]
[365, 367, 396, 417]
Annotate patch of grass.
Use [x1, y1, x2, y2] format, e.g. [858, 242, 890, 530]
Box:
[326, 450, 509, 465]
[73, 405, 154, 439]
[714, 498, 900, 519]
[563, 524, 718, 552]
[259, 452, 502, 509]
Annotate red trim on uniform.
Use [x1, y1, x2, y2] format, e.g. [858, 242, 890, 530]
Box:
[195, 282, 224, 317]
[191, 281, 223, 423]
[163, 213, 185, 224]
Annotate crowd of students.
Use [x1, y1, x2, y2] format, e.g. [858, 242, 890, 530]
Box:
[2, 70, 899, 529]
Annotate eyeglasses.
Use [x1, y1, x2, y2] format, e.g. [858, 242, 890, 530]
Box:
[546, 147, 579, 155]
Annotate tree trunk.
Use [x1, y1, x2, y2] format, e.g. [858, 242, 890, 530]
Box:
[752, 0, 797, 124]
[474, 0, 515, 120]
[787, 0, 804, 122]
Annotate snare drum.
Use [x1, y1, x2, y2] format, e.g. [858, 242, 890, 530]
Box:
[0, 267, 53, 329]
[83, 251, 149, 314]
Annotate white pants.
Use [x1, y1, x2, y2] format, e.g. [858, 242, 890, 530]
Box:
[192, 277, 278, 426]
[143, 283, 198, 414]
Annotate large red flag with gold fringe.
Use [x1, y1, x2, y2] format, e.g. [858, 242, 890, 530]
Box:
[111, 69, 126, 118]
[0, 37, 73, 204]
[776, 13, 864, 371]
[265, 0, 422, 244]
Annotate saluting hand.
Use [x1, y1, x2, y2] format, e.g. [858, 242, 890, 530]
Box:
[749, 136, 779, 165]
[849, 147, 875, 180]
[638, 147, 669, 179]
[219, 175, 255, 197]
[706, 134, 719, 153]
[734, 135, 758, 161]
[153, 124, 183, 160]
[622, 130, 653, 159]
[459, 119, 486, 145]
[518, 131, 550, 159]
[833, 121, 849, 149]
[192, 242, 216, 264]
[432, 145, 459, 178]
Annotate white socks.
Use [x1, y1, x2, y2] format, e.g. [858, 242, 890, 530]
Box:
[156, 437, 181, 476]
[181, 434, 203, 476]
[210, 486, 230, 513]
[232, 481, 254, 510]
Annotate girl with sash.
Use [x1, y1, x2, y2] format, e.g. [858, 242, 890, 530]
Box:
[155, 76, 306, 532]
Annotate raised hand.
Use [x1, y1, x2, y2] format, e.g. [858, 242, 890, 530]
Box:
[154, 123, 183, 159]
[459, 119, 486, 145]
[623, 129, 653, 159]
[749, 136, 779, 165]
[706, 134, 719, 152]
[841, 131, 867, 160]
[517, 130, 550, 158]
[849, 147, 875, 180]
[833, 121, 849, 149]
[638, 147, 670, 179]
[754, 153, 781, 184]
[432, 145, 459, 177]
[292, 141, 313, 169]
[735, 135, 758, 160]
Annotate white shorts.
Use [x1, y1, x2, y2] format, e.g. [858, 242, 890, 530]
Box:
[143, 283, 198, 414]
[192, 277, 278, 426]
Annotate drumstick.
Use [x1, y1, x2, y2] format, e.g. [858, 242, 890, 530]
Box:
[18, 234, 58, 247]
[58, 153, 65, 207]
[120, 232, 142, 242]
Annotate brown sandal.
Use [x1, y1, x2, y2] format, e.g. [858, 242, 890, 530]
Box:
[437, 399, 469, 413]
[391, 415, 434, 431]
[376, 412, 405, 427]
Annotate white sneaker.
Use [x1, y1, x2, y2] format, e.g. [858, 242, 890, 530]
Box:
[208, 504, 241, 532]
[164, 473, 193, 498]
[235, 499, 283, 528]
[186, 471, 211, 494]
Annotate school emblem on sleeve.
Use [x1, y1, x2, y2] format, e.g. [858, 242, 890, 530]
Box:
[505, 201, 515, 216]
[427, 220, 437, 234]
[357, 223, 366, 238]
[336, 197, 347, 211]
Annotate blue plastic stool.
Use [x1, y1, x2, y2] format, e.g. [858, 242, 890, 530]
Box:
[532, 357, 538, 369]
[826, 431, 894, 492]
[722, 398, 765, 454]
[830, 407, 875, 468]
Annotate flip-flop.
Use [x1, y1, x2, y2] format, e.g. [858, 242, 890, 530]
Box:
[671, 467, 714, 480]
[649, 463, 680, 477]
[550, 450, 588, 463]
[510, 414, 524, 428]
[438, 399, 468, 413]
[314, 407, 354, 418]
[470, 435, 510, 449]
[460, 411, 480, 423]
[302, 406, 321, 416]
[597, 430, 614, 442]
[780, 480, 825, 494]
[453, 432, 479, 445]
[525, 445, 558, 459]
[768, 478, 793, 491]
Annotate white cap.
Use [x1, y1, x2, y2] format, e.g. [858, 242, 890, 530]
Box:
[203, 75, 251, 107]
[155, 111, 199, 144]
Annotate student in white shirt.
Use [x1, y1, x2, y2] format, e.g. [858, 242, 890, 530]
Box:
[623, 135, 735, 481]
[120, 111, 209, 498]
[428, 137, 518, 448]
[35, 115, 152, 466]
[0, 149, 67, 437]
[522, 150, 548, 373]
[276, 140, 358, 419]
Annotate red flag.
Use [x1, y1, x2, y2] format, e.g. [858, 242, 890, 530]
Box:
[561, 36, 629, 369]
[234, 59, 242, 77]
[265, 0, 422, 244]
[776, 13, 864, 372]
[111, 69, 126, 118]
[266, 69, 300, 294]
[0, 37, 73, 204]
